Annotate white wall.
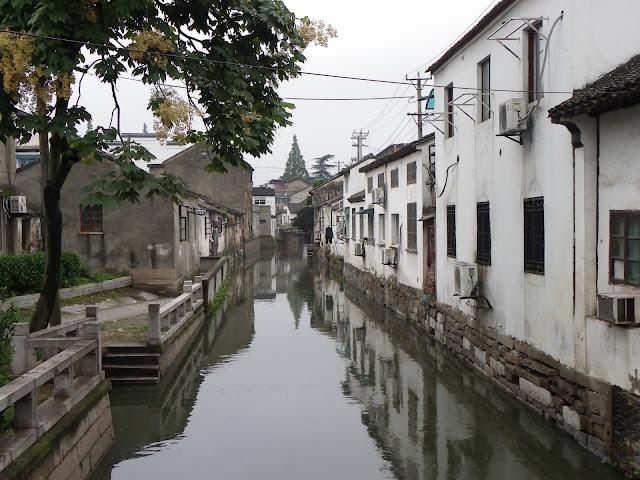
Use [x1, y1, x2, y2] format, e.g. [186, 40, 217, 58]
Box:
[432, 0, 640, 369]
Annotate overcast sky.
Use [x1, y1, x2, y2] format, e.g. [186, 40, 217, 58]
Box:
[79, 0, 496, 185]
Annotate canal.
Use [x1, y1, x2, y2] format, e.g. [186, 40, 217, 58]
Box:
[92, 248, 622, 479]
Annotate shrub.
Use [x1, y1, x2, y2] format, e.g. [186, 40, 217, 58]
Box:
[0, 251, 109, 296]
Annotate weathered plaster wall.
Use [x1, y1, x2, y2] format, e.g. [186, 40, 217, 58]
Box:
[432, 0, 640, 370]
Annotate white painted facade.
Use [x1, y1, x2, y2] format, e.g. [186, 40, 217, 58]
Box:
[429, 0, 640, 390]
[342, 138, 435, 291]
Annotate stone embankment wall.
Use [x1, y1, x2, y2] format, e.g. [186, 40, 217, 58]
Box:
[4, 380, 113, 480]
[325, 254, 640, 474]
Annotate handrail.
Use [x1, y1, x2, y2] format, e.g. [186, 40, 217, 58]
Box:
[147, 278, 205, 346]
[1, 310, 103, 472]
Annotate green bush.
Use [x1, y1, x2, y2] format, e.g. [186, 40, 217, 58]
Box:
[0, 251, 114, 296]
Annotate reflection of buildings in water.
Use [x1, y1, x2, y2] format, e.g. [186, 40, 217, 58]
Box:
[311, 273, 601, 480]
[253, 256, 277, 299]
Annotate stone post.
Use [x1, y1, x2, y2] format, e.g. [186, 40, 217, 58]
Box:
[183, 281, 193, 313]
[80, 321, 102, 376]
[54, 367, 73, 398]
[194, 276, 203, 302]
[85, 305, 98, 321]
[11, 323, 35, 376]
[148, 303, 161, 346]
[14, 386, 37, 430]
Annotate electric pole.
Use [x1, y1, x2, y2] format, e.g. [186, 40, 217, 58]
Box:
[351, 130, 369, 163]
[406, 73, 426, 140]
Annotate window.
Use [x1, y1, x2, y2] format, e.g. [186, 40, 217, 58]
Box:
[479, 57, 491, 122]
[476, 202, 491, 265]
[80, 205, 103, 233]
[359, 207, 364, 241]
[179, 205, 188, 242]
[391, 214, 400, 245]
[259, 219, 266, 224]
[351, 208, 356, 240]
[344, 207, 350, 238]
[379, 214, 386, 242]
[391, 168, 399, 188]
[445, 83, 454, 138]
[524, 197, 544, 274]
[367, 176, 374, 193]
[253, 197, 266, 205]
[610, 212, 640, 285]
[377, 173, 385, 188]
[447, 205, 456, 257]
[527, 28, 543, 103]
[407, 162, 417, 185]
[407, 203, 417, 251]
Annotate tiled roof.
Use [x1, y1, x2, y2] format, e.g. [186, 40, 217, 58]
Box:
[252, 186, 275, 196]
[359, 133, 434, 173]
[347, 190, 365, 203]
[549, 54, 640, 119]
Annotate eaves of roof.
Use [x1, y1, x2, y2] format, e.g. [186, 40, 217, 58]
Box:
[426, 0, 518, 74]
[549, 53, 640, 120]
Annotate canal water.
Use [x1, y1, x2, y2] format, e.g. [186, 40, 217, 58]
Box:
[93, 248, 622, 480]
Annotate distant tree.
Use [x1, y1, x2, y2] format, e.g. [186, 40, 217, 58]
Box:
[311, 154, 335, 182]
[282, 135, 309, 181]
[292, 206, 314, 234]
[0, 0, 336, 332]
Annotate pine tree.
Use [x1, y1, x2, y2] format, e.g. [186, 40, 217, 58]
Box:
[282, 135, 309, 181]
[311, 154, 336, 182]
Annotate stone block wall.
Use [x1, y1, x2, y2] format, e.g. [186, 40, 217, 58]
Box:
[328, 254, 640, 473]
[5, 381, 114, 480]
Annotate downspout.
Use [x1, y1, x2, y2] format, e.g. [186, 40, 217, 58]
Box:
[595, 116, 600, 297]
[551, 119, 583, 316]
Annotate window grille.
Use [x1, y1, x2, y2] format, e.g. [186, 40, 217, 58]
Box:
[476, 202, 491, 264]
[524, 197, 544, 274]
[610, 211, 640, 285]
[407, 203, 417, 251]
[80, 205, 103, 233]
[407, 162, 417, 185]
[391, 168, 399, 188]
[447, 205, 456, 257]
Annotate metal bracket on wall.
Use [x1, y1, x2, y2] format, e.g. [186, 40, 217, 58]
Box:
[487, 17, 549, 60]
[449, 93, 494, 123]
[411, 112, 455, 136]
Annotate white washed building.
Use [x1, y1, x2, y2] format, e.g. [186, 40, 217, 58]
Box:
[311, 178, 344, 258]
[355, 136, 436, 291]
[427, 0, 640, 392]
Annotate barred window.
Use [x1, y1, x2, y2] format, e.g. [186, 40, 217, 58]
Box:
[447, 205, 456, 257]
[524, 197, 544, 274]
[391, 168, 399, 188]
[407, 203, 417, 251]
[377, 172, 385, 188]
[477, 202, 491, 265]
[367, 177, 373, 193]
[611, 211, 640, 285]
[80, 205, 103, 233]
[179, 205, 188, 242]
[407, 162, 417, 185]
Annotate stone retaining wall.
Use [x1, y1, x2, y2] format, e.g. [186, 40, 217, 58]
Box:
[2, 276, 132, 311]
[328, 255, 640, 474]
[3, 380, 114, 480]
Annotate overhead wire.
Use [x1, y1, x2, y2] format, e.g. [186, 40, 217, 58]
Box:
[4, 29, 629, 96]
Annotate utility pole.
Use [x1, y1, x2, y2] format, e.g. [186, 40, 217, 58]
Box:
[351, 130, 369, 163]
[406, 73, 426, 140]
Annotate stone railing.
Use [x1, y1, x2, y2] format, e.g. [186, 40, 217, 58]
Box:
[201, 256, 230, 306]
[147, 278, 204, 346]
[0, 308, 103, 471]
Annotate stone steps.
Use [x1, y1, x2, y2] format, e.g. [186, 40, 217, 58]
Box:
[103, 344, 160, 384]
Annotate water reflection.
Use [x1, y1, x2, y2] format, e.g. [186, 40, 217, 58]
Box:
[310, 270, 620, 480]
[92, 250, 621, 480]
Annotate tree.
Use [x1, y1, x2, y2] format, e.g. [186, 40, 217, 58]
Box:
[292, 206, 314, 234]
[0, 1, 335, 332]
[311, 154, 335, 182]
[282, 135, 309, 181]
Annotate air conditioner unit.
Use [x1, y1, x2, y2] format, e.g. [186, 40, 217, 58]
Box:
[454, 261, 478, 298]
[382, 247, 398, 267]
[354, 242, 364, 257]
[498, 98, 525, 136]
[8, 196, 27, 215]
[598, 294, 639, 325]
[372, 187, 385, 206]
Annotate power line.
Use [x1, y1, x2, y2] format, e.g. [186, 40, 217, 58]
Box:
[0, 29, 411, 86]
[361, 83, 411, 130]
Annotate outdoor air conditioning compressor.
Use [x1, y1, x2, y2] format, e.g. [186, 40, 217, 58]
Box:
[454, 261, 479, 298]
